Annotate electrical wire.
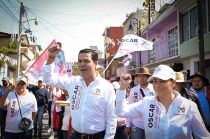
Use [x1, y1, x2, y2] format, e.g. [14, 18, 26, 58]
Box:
[0, 1, 19, 23]
[27, 7, 90, 46]
[16, 0, 21, 4]
[7, 0, 19, 17]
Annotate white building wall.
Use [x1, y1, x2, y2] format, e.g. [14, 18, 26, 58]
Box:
[182, 54, 210, 79]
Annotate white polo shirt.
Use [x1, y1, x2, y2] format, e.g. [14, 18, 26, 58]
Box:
[42, 64, 117, 139]
[126, 83, 155, 129]
[116, 90, 210, 139]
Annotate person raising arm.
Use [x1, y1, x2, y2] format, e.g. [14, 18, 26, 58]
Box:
[116, 65, 210, 139]
[42, 44, 117, 139]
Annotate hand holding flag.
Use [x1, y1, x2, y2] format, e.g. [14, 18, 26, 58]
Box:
[122, 53, 132, 67]
[103, 34, 153, 74]
[48, 44, 62, 58]
[24, 40, 68, 84]
[31, 39, 57, 72]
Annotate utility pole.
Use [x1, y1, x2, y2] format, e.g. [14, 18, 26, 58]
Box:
[17, 2, 24, 76]
[143, 0, 151, 24]
[197, 0, 205, 74]
[148, 0, 151, 24]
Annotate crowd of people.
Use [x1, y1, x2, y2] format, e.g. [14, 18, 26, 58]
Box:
[0, 46, 210, 139]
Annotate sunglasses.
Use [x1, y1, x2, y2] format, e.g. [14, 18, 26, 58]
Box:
[17, 81, 26, 86]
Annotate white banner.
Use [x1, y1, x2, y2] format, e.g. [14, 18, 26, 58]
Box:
[114, 34, 153, 58]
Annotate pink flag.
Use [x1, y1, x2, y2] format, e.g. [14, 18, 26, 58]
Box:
[65, 62, 73, 77]
[54, 49, 67, 76]
[32, 39, 57, 72]
[25, 40, 68, 83]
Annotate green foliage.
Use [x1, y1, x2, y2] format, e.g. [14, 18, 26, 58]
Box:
[0, 40, 19, 54]
[0, 59, 5, 67]
[0, 40, 19, 67]
[72, 62, 79, 75]
[36, 45, 42, 51]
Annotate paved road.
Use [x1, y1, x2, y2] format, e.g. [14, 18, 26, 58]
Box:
[33, 112, 57, 139]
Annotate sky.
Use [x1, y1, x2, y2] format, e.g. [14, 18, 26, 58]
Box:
[0, 0, 146, 62]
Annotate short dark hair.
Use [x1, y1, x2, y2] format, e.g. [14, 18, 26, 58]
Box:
[79, 48, 98, 62]
[57, 42, 62, 48]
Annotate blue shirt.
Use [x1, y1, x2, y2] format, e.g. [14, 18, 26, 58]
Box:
[198, 90, 210, 126]
[0, 86, 9, 110]
[0, 88, 3, 96]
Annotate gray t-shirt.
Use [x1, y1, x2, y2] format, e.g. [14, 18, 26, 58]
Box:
[36, 87, 48, 106]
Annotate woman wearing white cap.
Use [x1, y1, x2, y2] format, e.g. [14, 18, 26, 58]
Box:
[0, 76, 37, 139]
[115, 65, 210, 139]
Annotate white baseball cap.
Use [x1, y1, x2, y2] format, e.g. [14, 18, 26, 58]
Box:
[148, 65, 175, 81]
[16, 76, 28, 85]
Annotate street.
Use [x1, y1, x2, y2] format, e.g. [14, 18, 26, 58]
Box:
[34, 113, 57, 139]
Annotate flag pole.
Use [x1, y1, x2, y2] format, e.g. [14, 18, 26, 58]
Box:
[103, 56, 115, 75]
[21, 39, 56, 77]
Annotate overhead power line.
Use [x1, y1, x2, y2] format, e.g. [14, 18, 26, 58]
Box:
[26, 7, 90, 46]
[0, 0, 19, 23]
[7, 0, 19, 17]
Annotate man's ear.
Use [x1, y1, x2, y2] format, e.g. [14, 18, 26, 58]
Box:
[172, 80, 176, 88]
[95, 61, 98, 67]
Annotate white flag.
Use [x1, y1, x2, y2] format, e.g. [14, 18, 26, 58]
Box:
[114, 34, 153, 58]
[122, 53, 132, 67]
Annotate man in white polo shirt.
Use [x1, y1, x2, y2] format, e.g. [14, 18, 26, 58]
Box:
[42, 47, 117, 139]
[126, 67, 155, 139]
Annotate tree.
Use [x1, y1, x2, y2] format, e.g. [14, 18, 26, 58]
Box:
[72, 62, 79, 75]
[0, 40, 19, 67]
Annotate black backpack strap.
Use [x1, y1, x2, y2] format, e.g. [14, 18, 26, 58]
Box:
[15, 92, 22, 117]
[140, 88, 145, 98]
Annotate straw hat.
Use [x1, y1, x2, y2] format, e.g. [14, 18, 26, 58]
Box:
[188, 72, 209, 86]
[96, 64, 104, 76]
[136, 67, 151, 76]
[175, 72, 185, 83]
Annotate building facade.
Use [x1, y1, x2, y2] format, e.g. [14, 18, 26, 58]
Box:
[125, 0, 210, 80]
[0, 32, 39, 84]
[103, 27, 123, 80]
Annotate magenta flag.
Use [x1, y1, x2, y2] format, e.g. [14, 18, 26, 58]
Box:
[25, 39, 68, 84]
[32, 39, 56, 72]
[54, 49, 67, 76]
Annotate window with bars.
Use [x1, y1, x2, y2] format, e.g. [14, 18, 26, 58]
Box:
[0, 65, 8, 80]
[190, 7, 198, 38]
[182, 13, 189, 42]
[148, 49, 155, 63]
[148, 38, 155, 63]
[181, 0, 208, 42]
[168, 26, 178, 57]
